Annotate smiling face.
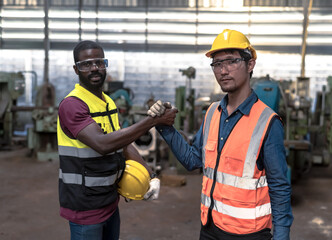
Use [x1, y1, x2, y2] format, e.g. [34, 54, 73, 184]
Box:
[73, 48, 106, 94]
[212, 50, 255, 94]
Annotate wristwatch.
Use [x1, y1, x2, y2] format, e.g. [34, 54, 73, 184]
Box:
[150, 172, 157, 179]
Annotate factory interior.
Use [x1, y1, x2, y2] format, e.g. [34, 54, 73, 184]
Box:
[1, 0, 332, 239]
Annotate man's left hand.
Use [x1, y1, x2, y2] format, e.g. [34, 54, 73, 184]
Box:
[143, 178, 160, 200]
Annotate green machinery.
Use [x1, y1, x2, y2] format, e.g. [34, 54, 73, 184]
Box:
[252, 75, 332, 182]
[175, 67, 196, 134]
[27, 83, 58, 162]
[168, 67, 196, 173]
[0, 71, 25, 147]
[0, 71, 58, 161]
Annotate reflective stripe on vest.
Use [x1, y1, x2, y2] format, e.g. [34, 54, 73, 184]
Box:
[203, 167, 268, 190]
[202, 102, 219, 170]
[201, 100, 276, 234]
[201, 193, 271, 219]
[59, 168, 123, 187]
[58, 145, 123, 158]
[243, 107, 275, 178]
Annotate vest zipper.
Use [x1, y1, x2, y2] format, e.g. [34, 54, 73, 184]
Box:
[207, 149, 221, 221]
[106, 103, 116, 132]
[206, 109, 238, 223]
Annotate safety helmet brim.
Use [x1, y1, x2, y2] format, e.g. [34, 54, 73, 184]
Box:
[206, 46, 257, 60]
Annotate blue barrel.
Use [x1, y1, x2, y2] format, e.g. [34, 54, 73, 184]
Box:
[253, 80, 280, 113]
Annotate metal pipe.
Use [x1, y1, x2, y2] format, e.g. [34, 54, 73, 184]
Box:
[320, 86, 326, 126]
[144, 0, 148, 52]
[195, 0, 198, 53]
[79, 0, 82, 41]
[44, 0, 50, 84]
[11, 106, 58, 112]
[300, 0, 313, 78]
[96, 0, 99, 41]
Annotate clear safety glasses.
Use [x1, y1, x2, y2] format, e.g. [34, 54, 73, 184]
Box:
[75, 58, 108, 72]
[210, 58, 244, 73]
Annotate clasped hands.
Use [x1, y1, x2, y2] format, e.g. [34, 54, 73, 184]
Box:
[147, 100, 176, 118]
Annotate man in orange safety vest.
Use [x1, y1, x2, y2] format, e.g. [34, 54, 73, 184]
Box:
[148, 29, 293, 240]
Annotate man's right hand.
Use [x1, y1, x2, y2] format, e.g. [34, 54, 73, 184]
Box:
[147, 100, 173, 117]
[153, 108, 178, 126]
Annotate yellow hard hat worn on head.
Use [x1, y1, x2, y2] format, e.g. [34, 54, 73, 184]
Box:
[118, 160, 151, 200]
[206, 29, 257, 60]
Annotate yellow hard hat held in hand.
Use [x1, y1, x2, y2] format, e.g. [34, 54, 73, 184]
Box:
[118, 160, 151, 200]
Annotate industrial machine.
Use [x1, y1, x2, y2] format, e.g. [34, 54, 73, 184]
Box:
[252, 75, 332, 182]
[0, 71, 58, 162]
[164, 67, 197, 173]
[23, 82, 58, 162]
[176, 66, 196, 134]
[109, 87, 134, 129]
[0, 71, 26, 147]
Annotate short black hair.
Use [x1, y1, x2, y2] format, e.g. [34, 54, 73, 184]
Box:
[211, 48, 252, 62]
[73, 40, 104, 63]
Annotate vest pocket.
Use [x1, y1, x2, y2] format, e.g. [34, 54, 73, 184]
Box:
[223, 156, 244, 176]
[82, 159, 120, 196]
[204, 140, 218, 168]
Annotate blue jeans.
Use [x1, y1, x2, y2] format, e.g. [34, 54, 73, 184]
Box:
[69, 207, 120, 240]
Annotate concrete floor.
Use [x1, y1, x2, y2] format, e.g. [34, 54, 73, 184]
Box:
[0, 146, 332, 240]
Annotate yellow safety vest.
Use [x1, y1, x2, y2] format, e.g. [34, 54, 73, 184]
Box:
[57, 84, 125, 211]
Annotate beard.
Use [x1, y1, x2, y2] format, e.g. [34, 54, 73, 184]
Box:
[218, 78, 237, 93]
[220, 84, 236, 93]
[78, 71, 106, 92]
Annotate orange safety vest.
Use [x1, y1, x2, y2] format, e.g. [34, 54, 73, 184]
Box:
[201, 99, 277, 235]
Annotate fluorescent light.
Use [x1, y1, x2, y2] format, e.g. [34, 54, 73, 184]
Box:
[98, 34, 145, 41]
[1, 10, 44, 18]
[223, 0, 243, 8]
[98, 11, 146, 19]
[49, 10, 79, 18]
[307, 37, 332, 44]
[147, 12, 196, 21]
[81, 11, 98, 18]
[250, 13, 303, 22]
[2, 21, 44, 29]
[198, 13, 249, 23]
[49, 33, 79, 40]
[2, 33, 44, 39]
[98, 22, 145, 31]
[148, 23, 196, 33]
[148, 35, 195, 44]
[49, 22, 80, 29]
[250, 36, 302, 45]
[308, 25, 332, 33]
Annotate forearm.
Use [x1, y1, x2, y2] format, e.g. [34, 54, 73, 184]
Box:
[77, 116, 156, 155]
[270, 179, 293, 240]
[77, 108, 176, 155]
[106, 117, 156, 152]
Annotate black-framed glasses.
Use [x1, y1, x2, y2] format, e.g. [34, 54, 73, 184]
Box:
[210, 58, 244, 72]
[75, 58, 108, 72]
